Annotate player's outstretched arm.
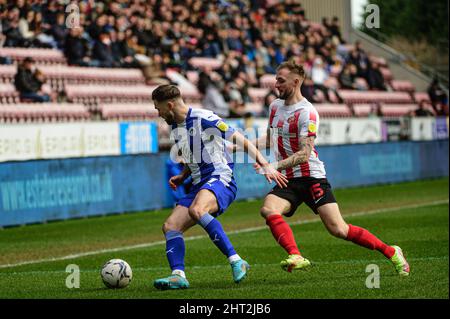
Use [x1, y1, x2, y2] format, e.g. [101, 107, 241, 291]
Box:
[229, 128, 272, 153]
[229, 131, 288, 188]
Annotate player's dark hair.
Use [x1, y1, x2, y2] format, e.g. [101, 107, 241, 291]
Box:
[152, 84, 181, 102]
[277, 60, 306, 79]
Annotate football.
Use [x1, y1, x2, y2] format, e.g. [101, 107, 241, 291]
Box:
[101, 259, 133, 289]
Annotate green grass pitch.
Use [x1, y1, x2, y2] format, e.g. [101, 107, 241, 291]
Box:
[0, 178, 448, 299]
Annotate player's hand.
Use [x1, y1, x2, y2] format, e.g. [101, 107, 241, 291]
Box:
[254, 163, 288, 188]
[169, 174, 185, 190]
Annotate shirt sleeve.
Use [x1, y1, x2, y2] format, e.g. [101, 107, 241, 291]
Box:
[201, 114, 236, 140]
[299, 108, 319, 138]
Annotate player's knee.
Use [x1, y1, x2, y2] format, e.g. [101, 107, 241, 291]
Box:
[327, 224, 348, 239]
[260, 206, 275, 219]
[162, 221, 181, 234]
[188, 205, 203, 221]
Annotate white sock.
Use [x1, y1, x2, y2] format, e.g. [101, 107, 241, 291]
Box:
[228, 254, 241, 263]
[172, 269, 186, 278]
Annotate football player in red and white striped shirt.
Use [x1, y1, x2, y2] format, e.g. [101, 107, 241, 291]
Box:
[254, 60, 410, 276]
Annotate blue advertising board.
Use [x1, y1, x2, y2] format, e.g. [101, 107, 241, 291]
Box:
[120, 122, 158, 154]
[0, 140, 448, 227]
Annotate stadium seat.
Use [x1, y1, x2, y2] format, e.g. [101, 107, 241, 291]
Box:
[100, 103, 158, 121]
[391, 80, 416, 93]
[380, 67, 393, 81]
[0, 83, 19, 103]
[248, 87, 269, 103]
[0, 64, 16, 83]
[0, 103, 90, 123]
[0, 47, 66, 64]
[337, 90, 413, 104]
[380, 104, 418, 117]
[186, 71, 199, 85]
[352, 104, 374, 117]
[314, 104, 352, 118]
[244, 102, 264, 116]
[370, 56, 388, 67]
[64, 84, 156, 110]
[260, 74, 276, 88]
[188, 57, 223, 70]
[414, 92, 431, 103]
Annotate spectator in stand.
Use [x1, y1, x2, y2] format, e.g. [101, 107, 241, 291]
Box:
[366, 61, 387, 91]
[64, 27, 93, 66]
[301, 77, 319, 103]
[311, 56, 331, 102]
[338, 63, 358, 90]
[198, 68, 230, 118]
[92, 31, 117, 67]
[330, 16, 345, 44]
[110, 30, 140, 68]
[3, 7, 27, 47]
[347, 47, 369, 80]
[14, 57, 51, 103]
[414, 100, 434, 117]
[427, 78, 448, 112]
[50, 12, 68, 50]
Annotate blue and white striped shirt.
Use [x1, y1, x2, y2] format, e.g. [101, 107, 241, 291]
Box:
[170, 108, 235, 186]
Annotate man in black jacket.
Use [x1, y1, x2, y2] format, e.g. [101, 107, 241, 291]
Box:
[14, 57, 51, 102]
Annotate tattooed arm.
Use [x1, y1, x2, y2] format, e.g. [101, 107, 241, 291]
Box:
[274, 136, 315, 171]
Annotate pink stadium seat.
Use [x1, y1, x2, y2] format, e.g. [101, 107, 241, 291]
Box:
[38, 65, 145, 87]
[186, 71, 199, 85]
[314, 104, 352, 118]
[370, 56, 388, 67]
[0, 83, 19, 103]
[260, 74, 276, 88]
[380, 104, 418, 117]
[352, 104, 374, 117]
[248, 87, 269, 103]
[0, 47, 66, 64]
[0, 103, 90, 123]
[188, 57, 223, 70]
[100, 103, 157, 121]
[65, 84, 156, 108]
[380, 67, 393, 81]
[244, 102, 264, 115]
[337, 90, 413, 104]
[414, 92, 431, 103]
[0, 64, 16, 83]
[391, 80, 416, 93]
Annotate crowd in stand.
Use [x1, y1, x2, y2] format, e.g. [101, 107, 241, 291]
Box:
[0, 0, 448, 116]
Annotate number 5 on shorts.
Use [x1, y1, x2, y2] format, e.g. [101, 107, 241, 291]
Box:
[310, 183, 324, 201]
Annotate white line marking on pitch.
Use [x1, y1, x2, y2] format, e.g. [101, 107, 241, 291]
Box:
[0, 199, 448, 269]
[2, 256, 448, 275]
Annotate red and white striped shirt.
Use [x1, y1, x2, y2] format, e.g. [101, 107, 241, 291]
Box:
[268, 98, 326, 179]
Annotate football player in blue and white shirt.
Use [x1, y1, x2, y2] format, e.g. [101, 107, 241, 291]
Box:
[152, 85, 287, 290]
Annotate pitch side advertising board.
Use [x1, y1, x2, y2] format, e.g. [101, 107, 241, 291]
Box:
[0, 121, 158, 162]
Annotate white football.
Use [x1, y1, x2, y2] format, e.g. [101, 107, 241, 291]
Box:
[101, 259, 132, 289]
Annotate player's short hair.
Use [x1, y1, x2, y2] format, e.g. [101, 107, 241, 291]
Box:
[152, 84, 181, 102]
[277, 60, 306, 79]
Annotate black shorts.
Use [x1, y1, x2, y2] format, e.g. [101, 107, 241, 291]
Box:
[268, 177, 336, 216]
